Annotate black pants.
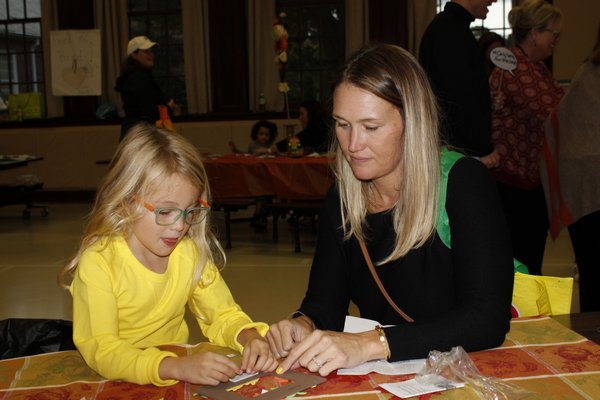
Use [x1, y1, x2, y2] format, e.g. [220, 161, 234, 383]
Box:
[568, 210, 600, 312]
[496, 182, 549, 275]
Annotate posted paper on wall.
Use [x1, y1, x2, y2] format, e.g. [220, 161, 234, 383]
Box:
[50, 29, 101, 96]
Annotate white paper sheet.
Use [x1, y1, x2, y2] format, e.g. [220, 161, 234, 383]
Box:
[379, 377, 464, 398]
[338, 359, 425, 376]
[343, 315, 381, 333]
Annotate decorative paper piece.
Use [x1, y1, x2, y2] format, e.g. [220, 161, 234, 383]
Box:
[195, 371, 325, 400]
[230, 371, 260, 383]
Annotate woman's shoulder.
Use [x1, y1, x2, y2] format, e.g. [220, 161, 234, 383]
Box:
[444, 157, 499, 218]
[570, 61, 600, 88]
[447, 156, 493, 193]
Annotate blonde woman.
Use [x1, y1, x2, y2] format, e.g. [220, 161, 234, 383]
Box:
[60, 124, 276, 386]
[268, 44, 513, 375]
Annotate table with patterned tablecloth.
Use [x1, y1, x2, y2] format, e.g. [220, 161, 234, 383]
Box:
[1, 316, 599, 399]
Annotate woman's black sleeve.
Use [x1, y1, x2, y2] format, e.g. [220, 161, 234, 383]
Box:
[298, 189, 351, 331]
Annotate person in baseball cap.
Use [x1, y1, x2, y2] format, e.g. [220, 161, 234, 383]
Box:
[127, 36, 158, 56]
[116, 35, 178, 141]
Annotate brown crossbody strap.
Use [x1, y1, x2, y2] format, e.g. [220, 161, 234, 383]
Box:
[358, 238, 414, 323]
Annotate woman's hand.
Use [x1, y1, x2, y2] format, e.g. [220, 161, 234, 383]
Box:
[237, 329, 278, 373]
[275, 329, 384, 376]
[266, 315, 314, 360]
[159, 352, 240, 385]
[480, 149, 500, 169]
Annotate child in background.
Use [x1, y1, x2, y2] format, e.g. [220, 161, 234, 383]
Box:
[59, 124, 277, 387]
[229, 120, 278, 156]
[228, 120, 278, 228]
[248, 120, 278, 155]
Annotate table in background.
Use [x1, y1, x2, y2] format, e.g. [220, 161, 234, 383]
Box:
[1, 315, 600, 399]
[552, 311, 600, 344]
[0, 155, 42, 171]
[202, 154, 334, 201]
[0, 155, 47, 218]
[0, 159, 27, 170]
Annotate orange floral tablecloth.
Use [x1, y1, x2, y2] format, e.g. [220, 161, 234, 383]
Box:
[1, 316, 599, 399]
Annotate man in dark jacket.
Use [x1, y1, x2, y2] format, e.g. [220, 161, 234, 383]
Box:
[419, 0, 499, 168]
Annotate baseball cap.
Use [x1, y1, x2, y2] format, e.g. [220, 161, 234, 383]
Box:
[127, 36, 158, 56]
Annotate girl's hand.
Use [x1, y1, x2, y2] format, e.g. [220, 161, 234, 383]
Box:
[239, 330, 278, 373]
[159, 352, 240, 386]
[266, 315, 314, 360]
[275, 329, 384, 376]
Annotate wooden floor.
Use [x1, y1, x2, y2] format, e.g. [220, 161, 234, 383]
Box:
[0, 201, 579, 343]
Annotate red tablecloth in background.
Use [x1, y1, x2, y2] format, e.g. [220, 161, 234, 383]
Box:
[202, 154, 334, 200]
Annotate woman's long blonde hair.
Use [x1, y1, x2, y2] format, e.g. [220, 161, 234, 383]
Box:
[331, 43, 440, 264]
[59, 124, 224, 290]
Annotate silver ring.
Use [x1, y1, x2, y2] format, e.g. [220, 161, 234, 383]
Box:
[312, 356, 322, 368]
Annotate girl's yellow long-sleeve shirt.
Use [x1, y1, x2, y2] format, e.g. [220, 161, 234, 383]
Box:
[70, 236, 268, 386]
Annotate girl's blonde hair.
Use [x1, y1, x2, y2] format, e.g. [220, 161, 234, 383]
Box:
[59, 124, 225, 290]
[508, 0, 562, 45]
[331, 43, 440, 264]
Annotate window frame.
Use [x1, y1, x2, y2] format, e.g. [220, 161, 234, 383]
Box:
[0, 0, 44, 98]
[275, 0, 345, 108]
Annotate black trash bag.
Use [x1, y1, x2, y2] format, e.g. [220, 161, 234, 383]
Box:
[0, 318, 76, 359]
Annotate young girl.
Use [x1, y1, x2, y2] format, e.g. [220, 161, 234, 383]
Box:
[247, 120, 278, 155]
[229, 120, 278, 156]
[60, 124, 277, 386]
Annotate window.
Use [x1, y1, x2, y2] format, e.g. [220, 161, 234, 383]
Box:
[276, 0, 345, 107]
[127, 0, 186, 109]
[0, 0, 43, 110]
[436, 0, 512, 42]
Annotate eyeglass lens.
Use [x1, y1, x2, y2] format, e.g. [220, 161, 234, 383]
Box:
[155, 207, 208, 225]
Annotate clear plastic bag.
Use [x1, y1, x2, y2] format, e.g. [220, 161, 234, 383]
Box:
[416, 346, 532, 400]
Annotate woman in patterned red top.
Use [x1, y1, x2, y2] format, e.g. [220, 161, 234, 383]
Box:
[489, 0, 564, 275]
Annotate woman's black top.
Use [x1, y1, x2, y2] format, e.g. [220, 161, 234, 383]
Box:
[298, 157, 514, 361]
